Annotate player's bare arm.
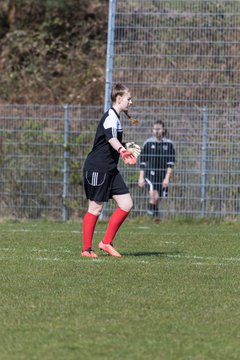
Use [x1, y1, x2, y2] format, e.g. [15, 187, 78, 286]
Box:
[162, 167, 173, 188]
[138, 170, 145, 187]
[108, 137, 124, 152]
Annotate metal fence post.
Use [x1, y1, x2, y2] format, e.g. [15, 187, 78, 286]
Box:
[104, 0, 116, 112]
[100, 0, 116, 221]
[63, 105, 70, 221]
[201, 106, 208, 217]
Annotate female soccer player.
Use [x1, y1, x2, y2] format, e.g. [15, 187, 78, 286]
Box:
[82, 83, 140, 258]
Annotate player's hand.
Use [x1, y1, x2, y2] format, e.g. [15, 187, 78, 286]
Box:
[125, 142, 141, 158]
[119, 148, 137, 165]
[162, 179, 169, 188]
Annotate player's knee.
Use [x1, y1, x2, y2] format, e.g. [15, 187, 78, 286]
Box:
[128, 204, 133, 212]
[126, 198, 133, 212]
[88, 203, 103, 216]
[120, 199, 133, 212]
[153, 191, 159, 202]
[95, 208, 103, 216]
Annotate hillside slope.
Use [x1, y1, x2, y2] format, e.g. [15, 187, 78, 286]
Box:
[0, 0, 108, 104]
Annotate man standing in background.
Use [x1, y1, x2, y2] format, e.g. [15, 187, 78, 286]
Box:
[138, 121, 176, 217]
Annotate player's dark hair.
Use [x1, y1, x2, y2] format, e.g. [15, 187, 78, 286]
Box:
[154, 120, 167, 136]
[111, 83, 129, 103]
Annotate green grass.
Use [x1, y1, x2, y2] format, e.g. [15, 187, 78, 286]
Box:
[0, 219, 240, 360]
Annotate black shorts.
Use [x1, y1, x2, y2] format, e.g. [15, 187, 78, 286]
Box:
[145, 177, 168, 197]
[84, 170, 129, 202]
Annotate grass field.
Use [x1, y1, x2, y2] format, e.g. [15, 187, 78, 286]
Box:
[0, 218, 240, 360]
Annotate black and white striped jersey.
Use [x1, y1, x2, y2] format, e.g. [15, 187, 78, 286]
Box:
[139, 136, 176, 182]
[83, 107, 123, 173]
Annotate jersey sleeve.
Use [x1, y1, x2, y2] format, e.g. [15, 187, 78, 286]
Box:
[139, 143, 149, 169]
[103, 111, 118, 141]
[166, 142, 176, 168]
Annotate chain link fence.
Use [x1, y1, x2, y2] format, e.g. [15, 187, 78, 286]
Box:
[111, 0, 240, 108]
[1, 104, 239, 220]
[0, 105, 102, 220]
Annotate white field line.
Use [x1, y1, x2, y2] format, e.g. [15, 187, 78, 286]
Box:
[0, 226, 172, 233]
[32, 248, 71, 253]
[0, 256, 100, 263]
[0, 247, 240, 266]
[191, 262, 229, 266]
[0, 247, 71, 253]
[0, 255, 239, 267]
[165, 254, 240, 262]
[3, 230, 80, 233]
[2, 227, 239, 237]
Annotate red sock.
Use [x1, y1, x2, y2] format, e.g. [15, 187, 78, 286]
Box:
[82, 212, 99, 251]
[102, 208, 129, 245]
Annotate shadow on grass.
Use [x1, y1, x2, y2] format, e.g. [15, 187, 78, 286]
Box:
[122, 251, 181, 257]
